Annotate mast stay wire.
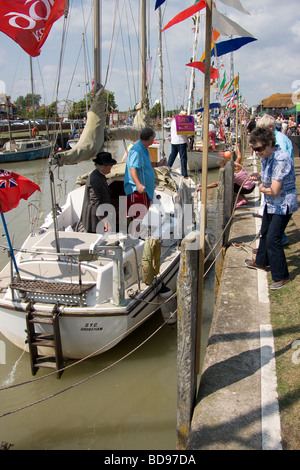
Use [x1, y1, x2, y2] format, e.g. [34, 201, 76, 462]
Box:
[0, 310, 175, 419]
[102, 0, 118, 90]
[63, 0, 93, 107]
[113, 1, 135, 109]
[124, 0, 138, 107]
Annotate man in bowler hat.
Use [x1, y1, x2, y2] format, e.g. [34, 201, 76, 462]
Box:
[81, 151, 117, 233]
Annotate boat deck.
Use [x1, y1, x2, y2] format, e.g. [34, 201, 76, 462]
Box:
[0, 227, 179, 313]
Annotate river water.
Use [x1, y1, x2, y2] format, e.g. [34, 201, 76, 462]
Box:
[0, 134, 219, 450]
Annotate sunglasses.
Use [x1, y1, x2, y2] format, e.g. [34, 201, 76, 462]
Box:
[252, 145, 265, 152]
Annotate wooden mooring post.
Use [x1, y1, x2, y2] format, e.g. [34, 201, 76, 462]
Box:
[177, 230, 201, 450]
[177, 164, 234, 450]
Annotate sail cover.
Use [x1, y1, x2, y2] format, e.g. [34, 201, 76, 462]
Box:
[56, 86, 142, 166]
[0, 0, 66, 56]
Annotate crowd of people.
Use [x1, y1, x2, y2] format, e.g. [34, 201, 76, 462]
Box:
[247, 113, 300, 138]
[78, 104, 298, 292]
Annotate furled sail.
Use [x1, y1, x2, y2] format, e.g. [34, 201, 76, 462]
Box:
[55, 87, 106, 166]
[106, 103, 149, 142]
[56, 88, 148, 166]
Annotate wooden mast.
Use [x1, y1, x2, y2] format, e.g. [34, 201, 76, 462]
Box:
[94, 0, 102, 90]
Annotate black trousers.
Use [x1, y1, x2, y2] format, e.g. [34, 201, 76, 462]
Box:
[256, 207, 292, 282]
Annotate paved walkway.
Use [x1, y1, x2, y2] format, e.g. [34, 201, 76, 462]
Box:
[188, 156, 282, 450]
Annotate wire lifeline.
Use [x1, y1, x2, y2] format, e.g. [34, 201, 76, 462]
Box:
[0, 290, 177, 392]
[203, 176, 252, 264]
[0, 309, 176, 419]
[203, 176, 261, 277]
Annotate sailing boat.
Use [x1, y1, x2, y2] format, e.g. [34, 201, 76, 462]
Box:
[0, 57, 52, 163]
[0, 136, 52, 163]
[0, 1, 200, 371]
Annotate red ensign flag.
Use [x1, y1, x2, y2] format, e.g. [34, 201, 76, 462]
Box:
[0, 170, 40, 213]
[0, 0, 66, 57]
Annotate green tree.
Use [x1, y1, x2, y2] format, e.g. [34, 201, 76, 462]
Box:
[68, 89, 117, 120]
[149, 102, 162, 119]
[103, 89, 117, 113]
[15, 93, 42, 117]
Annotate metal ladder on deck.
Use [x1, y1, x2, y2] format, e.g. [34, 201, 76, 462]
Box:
[26, 301, 65, 379]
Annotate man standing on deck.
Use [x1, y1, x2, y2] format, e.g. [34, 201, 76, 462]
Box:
[80, 152, 117, 233]
[124, 127, 155, 223]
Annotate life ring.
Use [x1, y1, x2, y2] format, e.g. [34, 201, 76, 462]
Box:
[142, 238, 161, 285]
[32, 127, 39, 137]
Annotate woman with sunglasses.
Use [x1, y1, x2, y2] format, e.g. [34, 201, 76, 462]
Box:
[244, 127, 298, 290]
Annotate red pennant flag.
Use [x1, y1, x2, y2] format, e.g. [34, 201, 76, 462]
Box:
[162, 0, 206, 32]
[0, 170, 40, 213]
[186, 61, 219, 80]
[0, 0, 66, 57]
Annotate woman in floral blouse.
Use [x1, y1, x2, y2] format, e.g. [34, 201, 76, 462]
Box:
[244, 126, 298, 290]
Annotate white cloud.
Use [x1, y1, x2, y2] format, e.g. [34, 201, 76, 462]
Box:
[291, 20, 300, 43]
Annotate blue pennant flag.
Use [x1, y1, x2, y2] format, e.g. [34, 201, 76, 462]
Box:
[212, 37, 257, 57]
[195, 103, 221, 113]
[155, 0, 166, 9]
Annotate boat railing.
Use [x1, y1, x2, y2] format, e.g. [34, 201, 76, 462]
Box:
[3, 243, 126, 307]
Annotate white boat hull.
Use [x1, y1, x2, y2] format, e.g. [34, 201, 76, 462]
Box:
[0, 253, 178, 359]
[0, 166, 198, 361]
[187, 150, 221, 171]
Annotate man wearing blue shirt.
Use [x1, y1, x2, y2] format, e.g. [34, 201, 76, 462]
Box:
[124, 127, 155, 221]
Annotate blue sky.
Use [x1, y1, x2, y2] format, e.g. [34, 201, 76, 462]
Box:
[0, 0, 299, 112]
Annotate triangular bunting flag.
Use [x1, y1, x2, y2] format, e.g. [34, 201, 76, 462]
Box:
[155, 0, 166, 10]
[186, 61, 219, 79]
[212, 5, 253, 37]
[162, 0, 206, 32]
[217, 0, 250, 15]
[212, 37, 257, 57]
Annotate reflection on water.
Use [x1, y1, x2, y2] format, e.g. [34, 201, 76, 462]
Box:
[0, 134, 218, 449]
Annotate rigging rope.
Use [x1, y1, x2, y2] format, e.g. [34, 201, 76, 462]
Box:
[0, 302, 177, 419]
[0, 291, 177, 393]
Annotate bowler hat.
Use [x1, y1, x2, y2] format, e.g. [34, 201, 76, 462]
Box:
[93, 152, 117, 166]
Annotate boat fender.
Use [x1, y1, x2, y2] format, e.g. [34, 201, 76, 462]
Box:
[32, 127, 39, 137]
[142, 238, 161, 285]
[159, 283, 177, 325]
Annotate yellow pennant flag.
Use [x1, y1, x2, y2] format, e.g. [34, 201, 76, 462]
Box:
[200, 29, 220, 61]
[234, 75, 239, 90]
